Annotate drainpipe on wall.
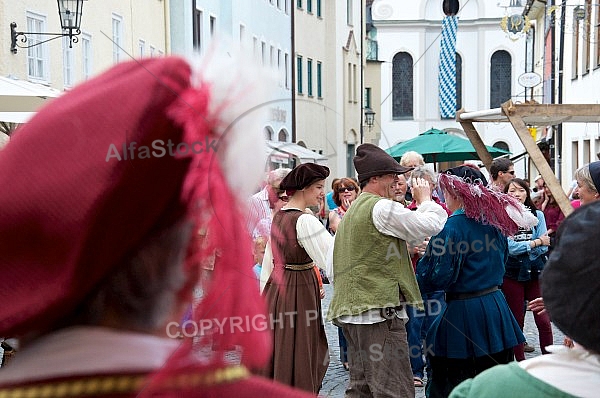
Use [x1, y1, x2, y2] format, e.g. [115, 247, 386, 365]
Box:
[556, 0, 566, 184]
[291, 4, 296, 143]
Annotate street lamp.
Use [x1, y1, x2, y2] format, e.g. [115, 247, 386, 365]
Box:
[10, 0, 86, 54]
[364, 108, 376, 129]
[573, 6, 586, 21]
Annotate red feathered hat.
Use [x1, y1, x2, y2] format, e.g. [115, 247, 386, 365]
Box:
[0, 55, 314, 397]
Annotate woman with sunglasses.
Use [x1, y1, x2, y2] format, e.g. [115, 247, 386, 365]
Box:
[327, 178, 360, 234]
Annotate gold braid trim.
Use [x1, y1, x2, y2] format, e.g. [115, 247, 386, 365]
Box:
[0, 365, 249, 398]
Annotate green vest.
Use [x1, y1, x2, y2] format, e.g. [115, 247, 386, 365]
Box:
[327, 193, 423, 322]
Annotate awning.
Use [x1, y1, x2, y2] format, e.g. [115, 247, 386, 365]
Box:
[0, 112, 35, 124]
[266, 140, 328, 165]
[0, 76, 62, 113]
[265, 145, 290, 164]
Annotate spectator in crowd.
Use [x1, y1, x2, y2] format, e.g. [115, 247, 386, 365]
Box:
[573, 161, 600, 206]
[489, 158, 515, 191]
[540, 183, 564, 239]
[326, 178, 341, 211]
[405, 167, 452, 388]
[417, 166, 537, 398]
[393, 173, 410, 205]
[450, 201, 600, 398]
[530, 189, 544, 210]
[502, 178, 553, 361]
[0, 56, 314, 398]
[328, 143, 448, 398]
[326, 177, 360, 372]
[327, 177, 360, 234]
[259, 163, 333, 393]
[252, 236, 268, 282]
[400, 151, 426, 202]
[246, 168, 292, 238]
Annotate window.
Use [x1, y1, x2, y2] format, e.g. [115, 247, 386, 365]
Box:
[278, 129, 288, 142]
[26, 13, 48, 80]
[62, 36, 74, 87]
[353, 64, 357, 102]
[278, 49, 282, 85]
[270, 45, 275, 68]
[150, 46, 156, 57]
[573, 13, 579, 78]
[317, 61, 322, 97]
[193, 7, 203, 51]
[493, 141, 509, 152]
[584, 139, 591, 165]
[253, 36, 258, 60]
[392, 52, 414, 119]
[210, 16, 216, 37]
[572, 141, 579, 173]
[138, 39, 145, 58]
[347, 144, 355, 177]
[261, 41, 267, 66]
[596, 1, 600, 68]
[112, 14, 123, 63]
[307, 0, 312, 13]
[264, 127, 273, 141]
[583, 0, 591, 73]
[297, 55, 303, 94]
[239, 24, 245, 44]
[285, 53, 290, 89]
[307, 58, 313, 96]
[347, 0, 353, 25]
[347, 63, 352, 102]
[317, 0, 322, 17]
[82, 34, 91, 80]
[456, 53, 463, 111]
[364, 87, 372, 109]
[297, 0, 302, 9]
[490, 50, 512, 108]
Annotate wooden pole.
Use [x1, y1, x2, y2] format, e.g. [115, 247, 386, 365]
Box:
[456, 109, 494, 171]
[501, 101, 573, 217]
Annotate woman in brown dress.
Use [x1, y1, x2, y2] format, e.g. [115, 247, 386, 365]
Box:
[260, 163, 333, 394]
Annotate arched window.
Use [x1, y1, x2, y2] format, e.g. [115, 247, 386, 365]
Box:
[490, 50, 512, 108]
[264, 126, 274, 141]
[456, 53, 462, 111]
[392, 52, 413, 119]
[493, 141, 510, 152]
[278, 129, 288, 142]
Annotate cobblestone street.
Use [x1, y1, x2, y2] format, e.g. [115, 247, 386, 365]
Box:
[320, 284, 565, 398]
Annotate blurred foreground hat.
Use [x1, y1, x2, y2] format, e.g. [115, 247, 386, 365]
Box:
[542, 201, 600, 354]
[280, 163, 329, 191]
[354, 143, 412, 183]
[0, 55, 314, 396]
[589, 161, 600, 192]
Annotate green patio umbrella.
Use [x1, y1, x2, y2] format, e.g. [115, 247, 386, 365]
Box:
[385, 128, 510, 163]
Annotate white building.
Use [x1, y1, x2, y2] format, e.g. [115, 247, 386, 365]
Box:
[372, 0, 528, 177]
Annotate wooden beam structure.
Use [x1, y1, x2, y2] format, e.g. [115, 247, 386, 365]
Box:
[458, 101, 600, 218]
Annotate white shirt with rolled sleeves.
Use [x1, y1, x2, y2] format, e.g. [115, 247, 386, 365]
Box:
[329, 197, 448, 324]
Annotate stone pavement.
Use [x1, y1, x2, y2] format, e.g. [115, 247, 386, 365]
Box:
[319, 284, 565, 398]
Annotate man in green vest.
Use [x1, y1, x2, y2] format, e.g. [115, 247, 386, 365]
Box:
[327, 143, 448, 397]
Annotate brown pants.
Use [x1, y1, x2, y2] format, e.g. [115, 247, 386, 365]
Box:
[342, 317, 414, 398]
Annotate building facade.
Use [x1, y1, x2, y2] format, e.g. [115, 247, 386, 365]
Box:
[372, 0, 528, 177]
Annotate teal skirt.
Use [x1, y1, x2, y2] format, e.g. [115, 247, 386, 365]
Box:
[427, 290, 525, 358]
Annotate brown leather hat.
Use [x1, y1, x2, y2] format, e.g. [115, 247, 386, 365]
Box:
[353, 143, 412, 184]
[280, 163, 330, 191]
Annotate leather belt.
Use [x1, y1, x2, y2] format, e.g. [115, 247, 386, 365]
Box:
[380, 305, 404, 320]
[445, 286, 499, 301]
[283, 262, 314, 271]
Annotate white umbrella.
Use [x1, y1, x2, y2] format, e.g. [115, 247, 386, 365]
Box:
[0, 76, 61, 113]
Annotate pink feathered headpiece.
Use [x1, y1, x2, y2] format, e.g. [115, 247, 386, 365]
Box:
[439, 166, 538, 236]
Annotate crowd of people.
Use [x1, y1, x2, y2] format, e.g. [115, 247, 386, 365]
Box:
[0, 54, 598, 398]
